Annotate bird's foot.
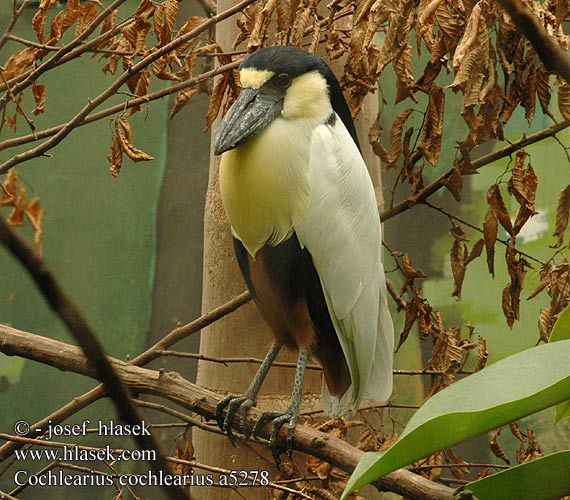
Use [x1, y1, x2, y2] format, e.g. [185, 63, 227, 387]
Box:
[215, 394, 256, 444]
[252, 409, 298, 461]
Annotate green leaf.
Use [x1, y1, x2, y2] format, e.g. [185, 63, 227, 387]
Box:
[466, 451, 570, 500]
[342, 341, 570, 498]
[549, 305, 570, 423]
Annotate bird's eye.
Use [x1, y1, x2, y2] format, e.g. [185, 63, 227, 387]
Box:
[274, 73, 292, 89]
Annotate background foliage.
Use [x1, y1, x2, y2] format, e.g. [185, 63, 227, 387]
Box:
[1, 0, 570, 499]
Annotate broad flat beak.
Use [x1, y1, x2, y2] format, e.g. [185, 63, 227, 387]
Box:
[214, 88, 283, 155]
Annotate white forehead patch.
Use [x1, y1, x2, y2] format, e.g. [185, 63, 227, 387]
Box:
[240, 68, 275, 89]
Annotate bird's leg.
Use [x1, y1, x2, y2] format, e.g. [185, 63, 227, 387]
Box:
[215, 343, 282, 441]
[252, 348, 309, 458]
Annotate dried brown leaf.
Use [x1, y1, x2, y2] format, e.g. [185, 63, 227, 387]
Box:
[76, 2, 99, 38]
[538, 304, 553, 342]
[134, 0, 156, 22]
[509, 422, 525, 442]
[161, 0, 179, 46]
[7, 184, 26, 227]
[170, 88, 198, 120]
[483, 207, 498, 277]
[517, 429, 543, 464]
[466, 238, 485, 265]
[172, 439, 194, 475]
[450, 225, 468, 242]
[417, 0, 445, 37]
[387, 109, 414, 167]
[474, 335, 488, 371]
[1, 170, 19, 206]
[488, 183, 513, 236]
[1, 47, 38, 81]
[398, 297, 418, 351]
[356, 428, 381, 452]
[25, 197, 44, 257]
[248, 0, 279, 51]
[394, 45, 416, 103]
[32, 0, 59, 43]
[31, 83, 46, 116]
[420, 86, 445, 165]
[527, 274, 549, 300]
[558, 77, 570, 120]
[368, 116, 389, 163]
[489, 428, 510, 464]
[502, 282, 515, 328]
[108, 132, 123, 177]
[401, 253, 427, 279]
[115, 119, 154, 162]
[522, 64, 537, 125]
[445, 448, 471, 480]
[205, 73, 232, 130]
[380, 431, 399, 451]
[453, 2, 482, 70]
[552, 185, 570, 248]
[537, 66, 555, 120]
[450, 239, 467, 299]
[306, 455, 334, 480]
[443, 165, 463, 202]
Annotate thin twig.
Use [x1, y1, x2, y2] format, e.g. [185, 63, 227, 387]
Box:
[155, 349, 321, 370]
[134, 399, 226, 436]
[6, 33, 133, 56]
[424, 200, 546, 266]
[132, 289, 251, 366]
[167, 457, 320, 499]
[155, 350, 474, 377]
[0, 0, 31, 53]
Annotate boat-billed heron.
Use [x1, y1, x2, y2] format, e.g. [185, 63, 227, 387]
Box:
[213, 46, 394, 453]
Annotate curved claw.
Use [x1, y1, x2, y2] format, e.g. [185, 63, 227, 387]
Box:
[224, 396, 248, 431]
[251, 410, 297, 457]
[215, 394, 236, 430]
[215, 394, 256, 445]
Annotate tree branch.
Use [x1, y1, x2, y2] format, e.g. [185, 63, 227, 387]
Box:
[0, 215, 187, 500]
[0, 324, 455, 500]
[381, 119, 570, 222]
[0, 287, 250, 460]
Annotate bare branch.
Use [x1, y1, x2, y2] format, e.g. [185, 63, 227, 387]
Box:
[0, 324, 455, 500]
[0, 288, 250, 460]
[0, 215, 187, 500]
[381, 120, 570, 222]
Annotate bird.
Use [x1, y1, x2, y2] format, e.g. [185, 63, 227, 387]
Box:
[213, 46, 394, 453]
